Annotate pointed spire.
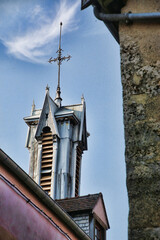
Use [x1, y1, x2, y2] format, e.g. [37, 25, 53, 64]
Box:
[81, 94, 85, 104]
[46, 84, 50, 94]
[48, 22, 71, 108]
[31, 100, 35, 115]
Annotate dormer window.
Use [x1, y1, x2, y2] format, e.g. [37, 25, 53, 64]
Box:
[56, 193, 109, 240]
[95, 221, 105, 240]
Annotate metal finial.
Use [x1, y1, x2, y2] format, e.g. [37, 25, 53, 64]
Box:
[31, 99, 35, 115]
[81, 94, 85, 104]
[46, 84, 49, 90]
[46, 84, 50, 93]
[48, 22, 71, 101]
[32, 99, 35, 107]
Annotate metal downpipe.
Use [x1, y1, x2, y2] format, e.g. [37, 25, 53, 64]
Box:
[94, 6, 160, 23]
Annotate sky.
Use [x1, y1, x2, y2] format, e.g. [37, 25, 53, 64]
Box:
[0, 0, 128, 239]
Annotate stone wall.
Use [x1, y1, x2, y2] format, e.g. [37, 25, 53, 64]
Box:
[119, 0, 160, 239]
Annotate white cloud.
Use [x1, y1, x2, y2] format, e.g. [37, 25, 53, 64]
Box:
[32, 5, 43, 17]
[1, 0, 80, 64]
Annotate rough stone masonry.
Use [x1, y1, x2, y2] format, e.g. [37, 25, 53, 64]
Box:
[119, 0, 160, 239]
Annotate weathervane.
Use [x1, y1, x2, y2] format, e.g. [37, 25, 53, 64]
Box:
[48, 22, 71, 102]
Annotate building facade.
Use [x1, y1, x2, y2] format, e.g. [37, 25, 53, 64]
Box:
[0, 149, 90, 240]
[119, 1, 160, 238]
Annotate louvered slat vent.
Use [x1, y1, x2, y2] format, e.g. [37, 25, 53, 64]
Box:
[75, 146, 82, 197]
[40, 130, 53, 196]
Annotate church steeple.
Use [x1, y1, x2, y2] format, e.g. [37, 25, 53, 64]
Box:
[24, 23, 88, 199]
[24, 87, 88, 199]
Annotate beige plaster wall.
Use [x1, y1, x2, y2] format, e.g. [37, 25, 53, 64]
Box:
[119, 0, 160, 239]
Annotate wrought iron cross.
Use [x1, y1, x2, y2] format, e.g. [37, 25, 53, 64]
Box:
[48, 22, 71, 94]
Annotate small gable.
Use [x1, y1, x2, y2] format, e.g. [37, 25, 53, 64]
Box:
[93, 194, 110, 230]
[35, 91, 59, 139]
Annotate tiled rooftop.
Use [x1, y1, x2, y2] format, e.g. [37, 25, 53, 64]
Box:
[56, 193, 101, 213]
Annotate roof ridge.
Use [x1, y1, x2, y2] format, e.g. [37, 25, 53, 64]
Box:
[56, 193, 101, 201]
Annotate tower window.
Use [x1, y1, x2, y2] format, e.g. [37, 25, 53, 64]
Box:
[40, 127, 53, 196]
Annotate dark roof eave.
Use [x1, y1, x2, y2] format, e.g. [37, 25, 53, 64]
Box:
[81, 0, 127, 43]
[81, 0, 126, 12]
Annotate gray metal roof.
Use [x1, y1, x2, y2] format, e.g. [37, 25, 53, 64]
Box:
[24, 90, 88, 150]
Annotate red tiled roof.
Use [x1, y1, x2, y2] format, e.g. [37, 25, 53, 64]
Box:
[56, 193, 101, 213]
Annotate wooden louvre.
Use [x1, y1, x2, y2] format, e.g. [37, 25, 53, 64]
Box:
[75, 146, 82, 197]
[40, 131, 53, 196]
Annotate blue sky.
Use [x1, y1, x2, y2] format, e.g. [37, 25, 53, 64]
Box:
[0, 0, 128, 239]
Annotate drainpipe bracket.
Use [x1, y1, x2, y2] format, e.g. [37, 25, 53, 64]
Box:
[125, 12, 133, 25]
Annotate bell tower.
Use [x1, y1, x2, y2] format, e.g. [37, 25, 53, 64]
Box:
[24, 23, 88, 200]
[24, 88, 88, 200]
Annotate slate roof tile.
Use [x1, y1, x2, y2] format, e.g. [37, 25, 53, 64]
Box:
[56, 193, 101, 213]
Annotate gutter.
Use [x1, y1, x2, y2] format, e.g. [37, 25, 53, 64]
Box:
[94, 6, 160, 23]
[0, 149, 91, 240]
[0, 174, 71, 240]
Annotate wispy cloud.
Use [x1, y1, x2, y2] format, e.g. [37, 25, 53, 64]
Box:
[0, 0, 80, 64]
